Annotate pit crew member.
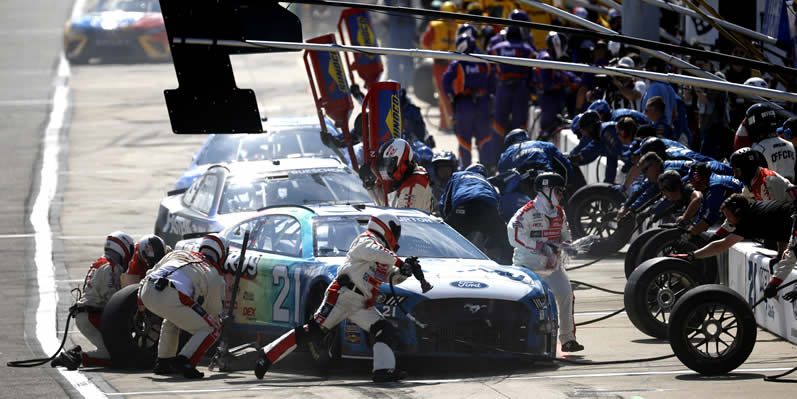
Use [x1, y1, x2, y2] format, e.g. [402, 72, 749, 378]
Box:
[686, 162, 744, 236]
[730, 147, 791, 202]
[121, 234, 169, 288]
[365, 138, 435, 213]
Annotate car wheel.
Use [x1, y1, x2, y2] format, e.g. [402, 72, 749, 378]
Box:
[624, 257, 703, 339]
[101, 285, 161, 369]
[637, 229, 718, 284]
[305, 284, 340, 369]
[624, 228, 664, 279]
[567, 183, 634, 255]
[668, 285, 757, 376]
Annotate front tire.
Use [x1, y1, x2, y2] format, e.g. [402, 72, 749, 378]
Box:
[101, 285, 161, 369]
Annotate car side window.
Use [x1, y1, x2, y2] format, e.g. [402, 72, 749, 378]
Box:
[250, 215, 302, 257]
[226, 219, 255, 248]
[182, 176, 202, 207]
[192, 174, 218, 215]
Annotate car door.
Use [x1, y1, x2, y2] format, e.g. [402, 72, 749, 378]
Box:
[172, 171, 220, 241]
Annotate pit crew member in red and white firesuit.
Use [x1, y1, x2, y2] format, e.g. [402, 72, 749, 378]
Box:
[121, 234, 169, 288]
[507, 172, 584, 352]
[51, 231, 136, 370]
[138, 234, 227, 379]
[254, 212, 425, 382]
[364, 138, 435, 213]
[730, 147, 791, 202]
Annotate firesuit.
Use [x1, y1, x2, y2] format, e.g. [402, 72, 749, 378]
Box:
[489, 36, 536, 138]
[420, 7, 458, 130]
[611, 108, 648, 125]
[569, 121, 630, 184]
[535, 49, 580, 138]
[691, 172, 744, 229]
[507, 174, 582, 351]
[498, 140, 575, 185]
[139, 249, 226, 377]
[495, 170, 532, 223]
[367, 139, 436, 213]
[633, 137, 716, 163]
[741, 167, 791, 202]
[752, 135, 796, 182]
[442, 48, 496, 168]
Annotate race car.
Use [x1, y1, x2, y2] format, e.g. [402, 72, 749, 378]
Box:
[175, 115, 352, 190]
[155, 158, 371, 246]
[175, 205, 558, 360]
[63, 0, 169, 64]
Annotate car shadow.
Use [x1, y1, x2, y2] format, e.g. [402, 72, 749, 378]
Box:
[675, 372, 764, 381]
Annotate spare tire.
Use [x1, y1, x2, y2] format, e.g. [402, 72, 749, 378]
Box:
[624, 257, 703, 339]
[668, 285, 757, 376]
[101, 285, 160, 369]
[567, 183, 634, 255]
[637, 229, 718, 283]
[624, 228, 664, 279]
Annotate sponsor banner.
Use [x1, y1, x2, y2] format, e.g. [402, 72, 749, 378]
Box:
[727, 241, 797, 344]
[344, 10, 380, 66]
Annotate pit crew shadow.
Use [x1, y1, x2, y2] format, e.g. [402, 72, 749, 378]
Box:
[675, 373, 765, 381]
[150, 373, 247, 382]
[630, 338, 668, 344]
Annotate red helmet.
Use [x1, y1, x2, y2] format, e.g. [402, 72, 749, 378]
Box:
[105, 231, 135, 266]
[199, 233, 229, 271]
[376, 138, 415, 182]
[367, 212, 401, 250]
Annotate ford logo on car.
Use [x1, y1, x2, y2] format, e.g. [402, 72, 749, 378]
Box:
[451, 280, 488, 289]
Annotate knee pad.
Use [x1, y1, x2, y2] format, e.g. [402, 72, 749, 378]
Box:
[294, 321, 325, 346]
[369, 319, 398, 348]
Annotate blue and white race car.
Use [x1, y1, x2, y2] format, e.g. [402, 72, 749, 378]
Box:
[174, 204, 558, 361]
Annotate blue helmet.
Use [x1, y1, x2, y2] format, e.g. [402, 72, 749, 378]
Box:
[455, 33, 476, 54]
[456, 23, 478, 38]
[506, 9, 529, 41]
[432, 150, 457, 166]
[504, 128, 530, 148]
[465, 162, 488, 177]
[588, 100, 611, 119]
[546, 31, 568, 60]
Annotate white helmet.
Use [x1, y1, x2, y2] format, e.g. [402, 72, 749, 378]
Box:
[136, 234, 168, 269]
[376, 138, 415, 182]
[199, 233, 229, 269]
[105, 231, 135, 266]
[367, 212, 402, 250]
[743, 77, 768, 89]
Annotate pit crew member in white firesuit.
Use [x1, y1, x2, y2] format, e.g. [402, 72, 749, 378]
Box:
[362, 138, 435, 213]
[121, 234, 169, 288]
[138, 233, 227, 379]
[254, 212, 425, 382]
[507, 172, 584, 352]
[51, 231, 136, 370]
[730, 147, 791, 202]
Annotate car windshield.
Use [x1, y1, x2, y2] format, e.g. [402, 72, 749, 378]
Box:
[92, 0, 160, 12]
[313, 215, 488, 259]
[218, 168, 371, 214]
[195, 128, 341, 165]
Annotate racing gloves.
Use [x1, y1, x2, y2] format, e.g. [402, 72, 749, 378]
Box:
[763, 282, 779, 299]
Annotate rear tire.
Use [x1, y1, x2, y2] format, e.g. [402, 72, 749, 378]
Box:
[624, 257, 703, 339]
[567, 184, 634, 255]
[101, 285, 161, 369]
[624, 228, 664, 279]
[638, 229, 718, 283]
[668, 285, 757, 375]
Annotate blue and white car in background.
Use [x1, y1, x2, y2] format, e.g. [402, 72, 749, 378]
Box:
[174, 205, 558, 361]
[175, 115, 352, 191]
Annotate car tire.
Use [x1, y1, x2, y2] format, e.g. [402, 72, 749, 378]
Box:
[101, 285, 161, 369]
[624, 228, 664, 279]
[668, 285, 757, 376]
[567, 183, 634, 255]
[624, 257, 703, 339]
[637, 229, 718, 283]
[305, 284, 340, 370]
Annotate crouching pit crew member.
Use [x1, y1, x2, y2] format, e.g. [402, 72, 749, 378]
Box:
[507, 172, 584, 352]
[51, 231, 136, 370]
[671, 194, 797, 300]
[138, 233, 227, 378]
[254, 212, 429, 382]
[121, 234, 169, 288]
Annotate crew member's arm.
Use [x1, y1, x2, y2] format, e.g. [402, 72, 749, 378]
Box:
[679, 189, 702, 225]
[691, 233, 744, 259]
[348, 236, 403, 269]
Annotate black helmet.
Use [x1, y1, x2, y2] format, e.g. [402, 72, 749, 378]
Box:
[638, 137, 667, 160]
[657, 170, 682, 192]
[745, 103, 780, 141]
[688, 162, 712, 186]
[504, 128, 530, 148]
[729, 147, 762, 186]
[578, 110, 601, 136]
[534, 172, 566, 193]
[432, 150, 457, 166]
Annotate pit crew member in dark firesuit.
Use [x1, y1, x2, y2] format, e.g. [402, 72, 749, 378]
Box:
[430, 150, 458, 205]
[51, 231, 136, 370]
[535, 32, 580, 140]
[440, 163, 512, 263]
[121, 234, 169, 288]
[443, 34, 496, 170]
[656, 170, 703, 226]
[671, 194, 797, 302]
[567, 111, 637, 184]
[498, 128, 582, 192]
[363, 138, 435, 213]
[489, 10, 536, 143]
[730, 147, 791, 202]
[493, 169, 531, 223]
[588, 99, 649, 126]
[617, 152, 732, 221]
[623, 136, 717, 188]
[254, 212, 424, 382]
[685, 162, 743, 236]
[507, 172, 584, 352]
[138, 233, 227, 379]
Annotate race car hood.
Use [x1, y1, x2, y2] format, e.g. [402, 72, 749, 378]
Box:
[393, 258, 547, 301]
[70, 11, 157, 31]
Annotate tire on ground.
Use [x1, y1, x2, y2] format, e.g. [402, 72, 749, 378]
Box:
[624, 257, 703, 339]
[668, 284, 757, 375]
[637, 228, 718, 283]
[101, 285, 160, 369]
[567, 183, 634, 255]
[624, 228, 664, 279]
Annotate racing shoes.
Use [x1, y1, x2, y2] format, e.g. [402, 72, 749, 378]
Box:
[254, 350, 272, 380]
[561, 340, 584, 352]
[51, 345, 82, 370]
[172, 355, 204, 379]
[372, 368, 407, 383]
[153, 357, 176, 375]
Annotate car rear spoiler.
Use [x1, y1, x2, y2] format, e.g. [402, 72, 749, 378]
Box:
[167, 187, 188, 197]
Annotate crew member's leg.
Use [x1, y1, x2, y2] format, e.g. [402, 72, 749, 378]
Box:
[536, 267, 583, 352]
[348, 307, 406, 382]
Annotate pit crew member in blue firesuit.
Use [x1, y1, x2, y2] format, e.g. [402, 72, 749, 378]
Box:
[588, 99, 648, 126]
[363, 138, 435, 213]
[567, 111, 637, 184]
[443, 34, 497, 170]
[138, 234, 228, 379]
[254, 212, 427, 382]
[51, 231, 136, 370]
[121, 234, 169, 288]
[671, 194, 797, 303]
[489, 10, 536, 141]
[685, 162, 744, 236]
[507, 172, 584, 352]
[493, 169, 531, 223]
[497, 128, 581, 191]
[536, 32, 580, 140]
[486, 8, 536, 53]
[623, 136, 718, 188]
[440, 163, 512, 263]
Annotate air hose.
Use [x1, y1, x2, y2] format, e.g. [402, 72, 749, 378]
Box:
[7, 288, 81, 367]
